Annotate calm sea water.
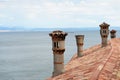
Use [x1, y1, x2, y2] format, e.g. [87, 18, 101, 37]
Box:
[0, 30, 120, 80]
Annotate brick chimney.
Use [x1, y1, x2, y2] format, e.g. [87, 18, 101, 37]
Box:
[99, 22, 110, 47]
[75, 35, 84, 57]
[110, 30, 116, 38]
[49, 30, 68, 77]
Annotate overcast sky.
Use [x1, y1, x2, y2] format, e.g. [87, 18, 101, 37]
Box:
[0, 0, 120, 28]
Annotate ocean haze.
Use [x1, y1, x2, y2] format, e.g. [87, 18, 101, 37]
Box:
[0, 26, 120, 32]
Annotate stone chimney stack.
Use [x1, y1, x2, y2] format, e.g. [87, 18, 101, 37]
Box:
[75, 35, 84, 57]
[99, 22, 110, 47]
[49, 30, 67, 77]
[110, 30, 116, 38]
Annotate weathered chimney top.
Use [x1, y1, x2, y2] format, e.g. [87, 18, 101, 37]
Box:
[99, 22, 110, 28]
[49, 30, 68, 41]
[110, 29, 116, 33]
[75, 35, 84, 38]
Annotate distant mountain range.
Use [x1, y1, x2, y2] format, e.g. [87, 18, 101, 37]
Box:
[0, 26, 120, 32]
[0, 26, 26, 31]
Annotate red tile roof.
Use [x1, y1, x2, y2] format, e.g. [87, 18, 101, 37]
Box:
[48, 38, 120, 80]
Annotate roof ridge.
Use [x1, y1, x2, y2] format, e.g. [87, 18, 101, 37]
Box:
[90, 41, 112, 80]
[97, 38, 120, 80]
[90, 38, 120, 80]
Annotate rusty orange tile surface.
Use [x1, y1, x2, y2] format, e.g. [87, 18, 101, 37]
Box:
[47, 38, 120, 80]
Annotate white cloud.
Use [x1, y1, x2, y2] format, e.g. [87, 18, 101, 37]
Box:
[0, 2, 7, 8]
[0, 13, 14, 21]
[9, 17, 14, 20]
[26, 13, 38, 19]
[0, 14, 7, 18]
[0, 0, 120, 27]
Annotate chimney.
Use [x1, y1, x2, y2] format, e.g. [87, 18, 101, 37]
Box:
[49, 30, 68, 77]
[110, 30, 116, 38]
[99, 22, 110, 47]
[75, 35, 84, 57]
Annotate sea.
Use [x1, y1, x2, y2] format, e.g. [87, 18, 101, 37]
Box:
[0, 30, 120, 80]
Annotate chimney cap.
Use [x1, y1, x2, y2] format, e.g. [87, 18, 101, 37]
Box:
[49, 30, 67, 36]
[110, 29, 116, 33]
[99, 22, 110, 28]
[75, 35, 84, 38]
[49, 30, 68, 41]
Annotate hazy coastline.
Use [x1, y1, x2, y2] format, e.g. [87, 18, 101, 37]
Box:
[0, 30, 11, 32]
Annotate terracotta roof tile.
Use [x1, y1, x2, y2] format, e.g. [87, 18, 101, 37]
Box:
[47, 38, 120, 80]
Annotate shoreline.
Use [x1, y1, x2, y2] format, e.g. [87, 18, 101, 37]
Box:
[0, 30, 11, 32]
